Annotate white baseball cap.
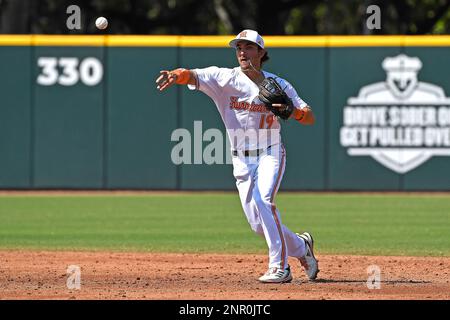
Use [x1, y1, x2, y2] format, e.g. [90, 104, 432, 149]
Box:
[229, 29, 265, 49]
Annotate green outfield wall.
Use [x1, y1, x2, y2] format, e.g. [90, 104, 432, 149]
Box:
[1, 35, 450, 190]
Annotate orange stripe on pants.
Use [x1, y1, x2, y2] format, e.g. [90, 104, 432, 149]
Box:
[270, 145, 286, 269]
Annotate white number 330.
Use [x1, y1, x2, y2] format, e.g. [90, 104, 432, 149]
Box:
[37, 57, 103, 86]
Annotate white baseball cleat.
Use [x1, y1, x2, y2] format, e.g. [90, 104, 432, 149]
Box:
[297, 232, 319, 280]
[258, 265, 292, 283]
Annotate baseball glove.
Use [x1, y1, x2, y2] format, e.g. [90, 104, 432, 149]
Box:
[258, 77, 294, 120]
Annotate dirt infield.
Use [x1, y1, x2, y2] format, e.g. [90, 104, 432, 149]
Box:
[0, 250, 449, 300]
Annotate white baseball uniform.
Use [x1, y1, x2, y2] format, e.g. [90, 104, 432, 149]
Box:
[188, 66, 308, 270]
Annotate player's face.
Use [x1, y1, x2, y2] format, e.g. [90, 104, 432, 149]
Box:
[236, 41, 265, 70]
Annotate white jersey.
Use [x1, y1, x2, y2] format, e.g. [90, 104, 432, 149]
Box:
[188, 66, 308, 151]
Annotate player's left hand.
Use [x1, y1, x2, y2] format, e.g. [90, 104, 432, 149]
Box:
[156, 70, 177, 91]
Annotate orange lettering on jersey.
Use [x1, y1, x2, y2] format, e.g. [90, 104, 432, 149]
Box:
[266, 114, 275, 128]
[229, 96, 269, 113]
[229, 96, 238, 109]
[259, 115, 266, 129]
[259, 114, 276, 129]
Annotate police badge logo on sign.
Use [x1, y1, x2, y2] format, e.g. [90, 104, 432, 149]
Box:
[340, 54, 450, 174]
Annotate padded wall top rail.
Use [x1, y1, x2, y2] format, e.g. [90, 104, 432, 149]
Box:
[1, 35, 450, 47]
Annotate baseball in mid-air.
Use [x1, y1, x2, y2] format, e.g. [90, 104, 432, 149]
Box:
[95, 17, 108, 30]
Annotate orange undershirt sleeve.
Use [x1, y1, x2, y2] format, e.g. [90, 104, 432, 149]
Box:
[172, 68, 191, 85]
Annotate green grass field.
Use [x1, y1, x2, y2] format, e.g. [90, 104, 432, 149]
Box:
[0, 193, 449, 256]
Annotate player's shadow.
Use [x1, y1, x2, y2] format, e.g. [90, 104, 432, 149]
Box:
[312, 279, 431, 284]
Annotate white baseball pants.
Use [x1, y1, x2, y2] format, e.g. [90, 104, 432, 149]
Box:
[232, 143, 306, 270]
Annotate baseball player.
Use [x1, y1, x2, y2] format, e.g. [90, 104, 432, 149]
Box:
[156, 30, 319, 283]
